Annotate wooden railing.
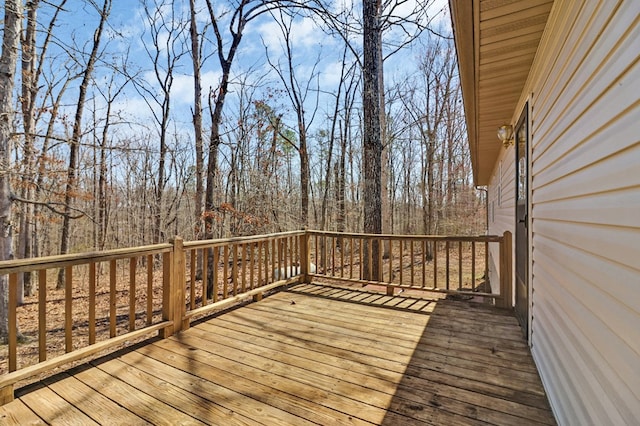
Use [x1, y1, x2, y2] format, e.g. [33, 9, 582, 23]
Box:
[308, 231, 512, 306]
[0, 244, 174, 403]
[178, 230, 308, 329]
[0, 229, 511, 404]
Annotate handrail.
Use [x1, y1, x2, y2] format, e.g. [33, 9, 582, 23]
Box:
[0, 243, 173, 274]
[307, 229, 502, 242]
[183, 230, 305, 249]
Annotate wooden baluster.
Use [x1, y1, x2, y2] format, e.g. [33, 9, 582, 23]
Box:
[8, 273, 17, 372]
[213, 247, 219, 303]
[433, 241, 438, 289]
[359, 238, 364, 279]
[249, 243, 255, 290]
[257, 241, 263, 288]
[263, 241, 269, 285]
[323, 235, 328, 274]
[147, 255, 153, 325]
[458, 241, 463, 290]
[65, 266, 73, 352]
[365, 238, 371, 282]
[202, 248, 209, 305]
[349, 237, 354, 279]
[472, 242, 476, 291]
[283, 238, 288, 279]
[445, 241, 450, 291]
[298, 234, 303, 280]
[331, 237, 336, 276]
[173, 237, 186, 332]
[271, 240, 282, 282]
[314, 234, 319, 273]
[422, 240, 426, 289]
[339, 236, 344, 278]
[190, 249, 196, 310]
[39, 269, 48, 359]
[300, 231, 310, 283]
[223, 245, 229, 299]
[485, 240, 489, 286]
[410, 240, 415, 287]
[109, 260, 117, 338]
[378, 238, 384, 285]
[388, 239, 393, 284]
[129, 257, 136, 332]
[232, 244, 239, 295]
[160, 250, 172, 338]
[399, 239, 403, 286]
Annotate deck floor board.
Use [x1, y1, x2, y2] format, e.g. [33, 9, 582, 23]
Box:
[1, 283, 556, 425]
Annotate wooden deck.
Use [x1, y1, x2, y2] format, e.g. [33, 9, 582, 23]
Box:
[0, 283, 556, 425]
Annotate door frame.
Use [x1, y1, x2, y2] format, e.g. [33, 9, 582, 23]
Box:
[514, 103, 530, 339]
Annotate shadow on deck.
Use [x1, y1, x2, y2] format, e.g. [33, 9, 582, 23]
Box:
[0, 283, 555, 425]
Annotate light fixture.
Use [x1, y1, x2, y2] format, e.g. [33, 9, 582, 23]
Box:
[497, 124, 514, 147]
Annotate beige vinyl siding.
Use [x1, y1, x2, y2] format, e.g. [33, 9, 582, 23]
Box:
[487, 154, 516, 298]
[522, 0, 639, 424]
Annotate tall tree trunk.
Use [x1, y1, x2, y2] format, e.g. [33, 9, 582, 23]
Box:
[299, 132, 309, 227]
[362, 0, 382, 280]
[189, 0, 204, 245]
[336, 121, 347, 234]
[17, 0, 41, 300]
[378, 31, 391, 258]
[97, 89, 116, 251]
[0, 0, 22, 341]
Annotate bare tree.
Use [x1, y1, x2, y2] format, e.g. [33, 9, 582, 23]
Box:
[93, 65, 133, 251]
[135, 0, 188, 245]
[319, 46, 358, 233]
[57, 0, 111, 288]
[0, 0, 23, 340]
[14, 0, 68, 300]
[202, 0, 283, 239]
[265, 10, 321, 228]
[188, 0, 206, 242]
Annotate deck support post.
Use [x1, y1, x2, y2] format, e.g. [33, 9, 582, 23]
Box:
[160, 237, 186, 337]
[497, 231, 513, 309]
[0, 384, 13, 405]
[300, 229, 311, 284]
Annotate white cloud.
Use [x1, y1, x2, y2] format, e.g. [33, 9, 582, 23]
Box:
[256, 15, 327, 55]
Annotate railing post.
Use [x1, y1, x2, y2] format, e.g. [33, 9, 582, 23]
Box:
[497, 231, 513, 309]
[160, 237, 186, 337]
[300, 229, 310, 284]
[174, 237, 187, 331]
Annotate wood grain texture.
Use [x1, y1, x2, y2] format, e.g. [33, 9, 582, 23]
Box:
[4, 284, 555, 425]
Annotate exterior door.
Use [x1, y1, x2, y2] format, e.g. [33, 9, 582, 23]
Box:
[515, 106, 529, 336]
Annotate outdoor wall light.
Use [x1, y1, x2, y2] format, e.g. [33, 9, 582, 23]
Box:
[497, 124, 514, 147]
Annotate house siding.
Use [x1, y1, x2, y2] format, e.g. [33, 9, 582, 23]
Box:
[487, 0, 640, 424]
[488, 156, 516, 300]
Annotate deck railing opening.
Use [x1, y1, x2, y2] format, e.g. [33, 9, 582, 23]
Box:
[0, 229, 511, 404]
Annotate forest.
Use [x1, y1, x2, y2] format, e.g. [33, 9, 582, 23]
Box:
[0, 0, 485, 293]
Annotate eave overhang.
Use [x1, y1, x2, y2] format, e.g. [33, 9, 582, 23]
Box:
[449, 0, 554, 185]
